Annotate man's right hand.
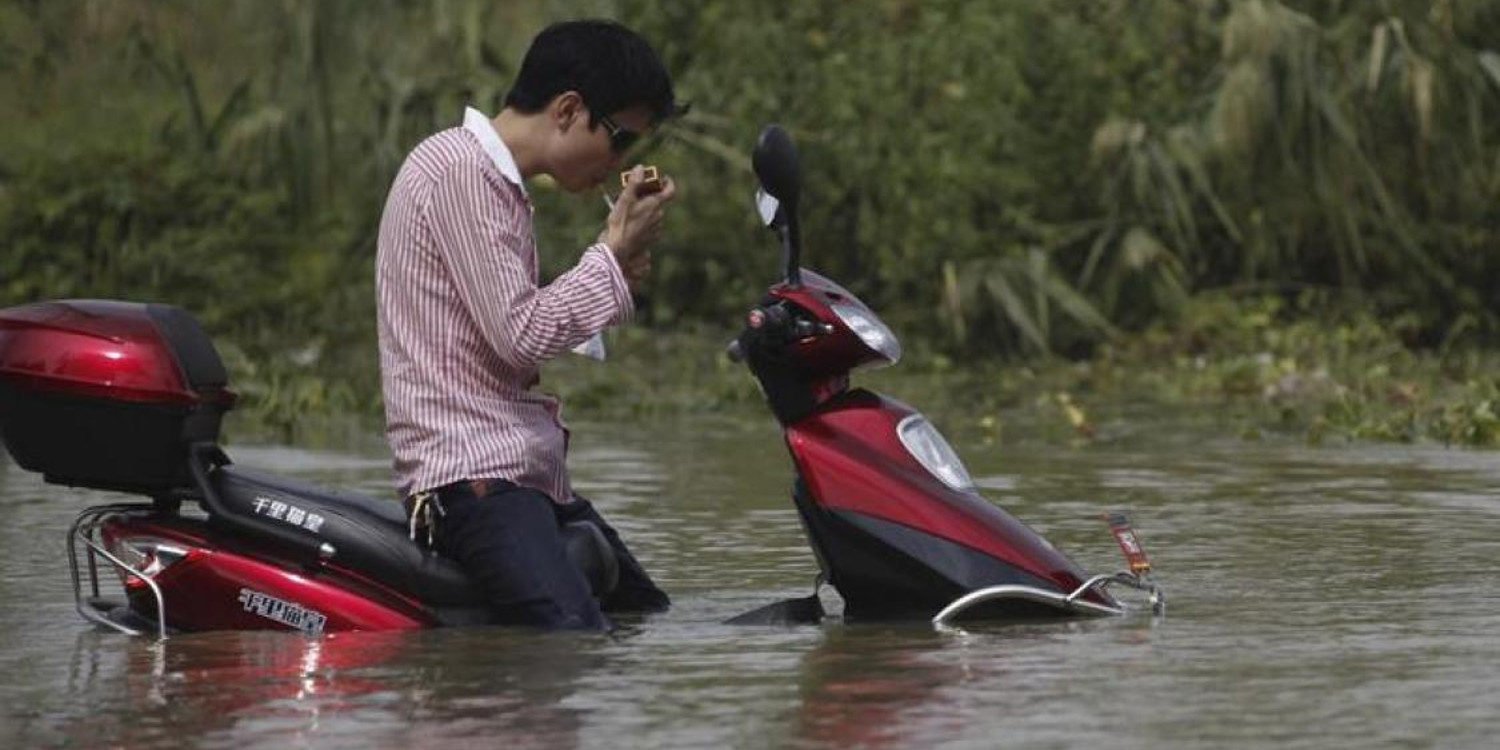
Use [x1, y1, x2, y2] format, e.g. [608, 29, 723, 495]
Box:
[603, 165, 677, 288]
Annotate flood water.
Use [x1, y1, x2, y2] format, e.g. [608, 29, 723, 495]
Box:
[2, 409, 1498, 748]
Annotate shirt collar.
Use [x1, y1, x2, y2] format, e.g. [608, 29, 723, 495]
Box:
[462, 107, 527, 196]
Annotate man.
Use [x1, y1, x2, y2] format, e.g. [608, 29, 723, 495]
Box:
[375, 20, 678, 630]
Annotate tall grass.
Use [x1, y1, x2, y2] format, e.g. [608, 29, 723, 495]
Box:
[1084, 0, 1500, 347]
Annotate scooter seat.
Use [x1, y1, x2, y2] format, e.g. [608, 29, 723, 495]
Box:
[209, 465, 618, 610]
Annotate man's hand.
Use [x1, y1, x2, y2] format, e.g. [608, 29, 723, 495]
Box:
[603, 165, 677, 288]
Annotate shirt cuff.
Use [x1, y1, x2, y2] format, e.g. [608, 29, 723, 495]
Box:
[588, 243, 635, 323]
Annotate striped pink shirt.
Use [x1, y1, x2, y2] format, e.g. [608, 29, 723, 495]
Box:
[376, 108, 633, 502]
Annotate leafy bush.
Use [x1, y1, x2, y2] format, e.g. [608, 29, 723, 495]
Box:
[3, 0, 1499, 425]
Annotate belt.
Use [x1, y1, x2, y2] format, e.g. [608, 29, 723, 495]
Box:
[448, 478, 502, 498]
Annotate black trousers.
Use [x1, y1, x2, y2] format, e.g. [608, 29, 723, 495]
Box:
[430, 479, 669, 631]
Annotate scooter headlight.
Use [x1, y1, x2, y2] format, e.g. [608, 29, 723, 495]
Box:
[830, 302, 902, 367]
[897, 414, 975, 491]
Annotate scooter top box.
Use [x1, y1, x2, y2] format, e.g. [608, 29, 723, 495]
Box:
[0, 299, 235, 494]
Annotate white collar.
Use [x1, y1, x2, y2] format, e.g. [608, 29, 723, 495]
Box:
[462, 107, 526, 196]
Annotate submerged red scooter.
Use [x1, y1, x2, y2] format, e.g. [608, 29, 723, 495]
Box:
[725, 126, 1161, 626]
[0, 125, 1160, 639]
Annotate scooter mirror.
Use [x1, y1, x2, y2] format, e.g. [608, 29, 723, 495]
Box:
[752, 125, 801, 212]
[752, 124, 804, 286]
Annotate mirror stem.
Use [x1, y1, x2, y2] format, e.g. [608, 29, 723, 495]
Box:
[782, 214, 803, 287]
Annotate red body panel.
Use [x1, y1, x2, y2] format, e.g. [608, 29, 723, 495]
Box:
[0, 300, 198, 404]
[786, 391, 1090, 594]
[769, 272, 890, 376]
[104, 517, 435, 633]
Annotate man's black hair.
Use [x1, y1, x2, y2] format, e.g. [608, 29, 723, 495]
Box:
[503, 20, 678, 125]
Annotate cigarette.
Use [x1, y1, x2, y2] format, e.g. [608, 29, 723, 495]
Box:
[601, 188, 616, 211]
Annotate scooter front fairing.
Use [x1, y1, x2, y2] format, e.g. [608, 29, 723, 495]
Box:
[785, 389, 1118, 620]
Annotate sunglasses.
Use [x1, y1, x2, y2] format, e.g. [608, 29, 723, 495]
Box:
[596, 112, 642, 154]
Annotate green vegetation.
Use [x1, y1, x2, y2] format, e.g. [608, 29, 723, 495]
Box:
[3, 1, 1498, 446]
[547, 292, 1500, 449]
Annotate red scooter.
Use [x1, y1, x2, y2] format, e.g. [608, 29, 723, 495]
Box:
[0, 125, 1160, 638]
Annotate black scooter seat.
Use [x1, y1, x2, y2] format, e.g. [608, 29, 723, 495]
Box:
[209, 465, 618, 610]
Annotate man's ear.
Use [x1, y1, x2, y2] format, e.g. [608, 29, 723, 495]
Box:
[550, 91, 586, 132]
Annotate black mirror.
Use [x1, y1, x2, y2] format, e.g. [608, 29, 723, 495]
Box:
[752, 125, 801, 210]
[752, 124, 805, 286]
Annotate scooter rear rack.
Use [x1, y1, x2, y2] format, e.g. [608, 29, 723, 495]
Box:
[68, 504, 169, 640]
[931, 571, 1165, 629]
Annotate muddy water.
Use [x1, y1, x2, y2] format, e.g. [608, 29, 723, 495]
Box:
[2, 412, 1498, 748]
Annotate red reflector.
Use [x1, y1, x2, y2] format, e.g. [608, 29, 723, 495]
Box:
[1105, 512, 1153, 575]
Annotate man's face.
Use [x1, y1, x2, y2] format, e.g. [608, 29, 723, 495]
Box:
[550, 98, 654, 193]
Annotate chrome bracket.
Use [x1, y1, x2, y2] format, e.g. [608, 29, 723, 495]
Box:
[67, 504, 169, 641]
[932, 570, 1165, 629]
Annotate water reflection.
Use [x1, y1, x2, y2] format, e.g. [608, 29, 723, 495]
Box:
[48, 626, 609, 748]
[790, 627, 966, 748]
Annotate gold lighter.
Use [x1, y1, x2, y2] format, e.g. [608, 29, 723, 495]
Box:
[621, 166, 663, 195]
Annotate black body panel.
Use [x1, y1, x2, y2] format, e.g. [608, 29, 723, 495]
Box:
[792, 481, 1063, 619]
[0, 385, 204, 493]
[211, 465, 482, 606]
[210, 465, 617, 607]
[144, 304, 229, 389]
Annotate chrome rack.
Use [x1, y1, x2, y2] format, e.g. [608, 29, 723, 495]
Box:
[67, 504, 169, 641]
[931, 571, 1165, 630]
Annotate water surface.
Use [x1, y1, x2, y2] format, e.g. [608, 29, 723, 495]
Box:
[3, 412, 1498, 748]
